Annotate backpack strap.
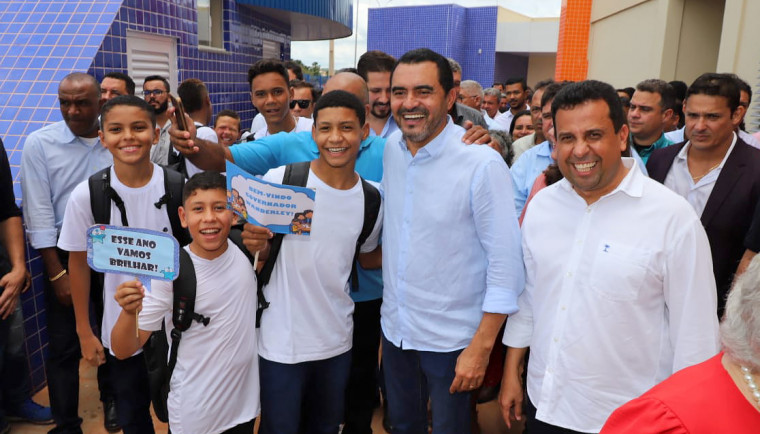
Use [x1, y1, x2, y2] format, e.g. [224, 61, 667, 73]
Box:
[155, 166, 191, 247]
[350, 178, 381, 291]
[88, 167, 128, 226]
[165, 248, 209, 396]
[255, 161, 311, 327]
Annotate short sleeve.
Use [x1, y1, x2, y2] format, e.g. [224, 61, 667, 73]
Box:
[138, 280, 173, 332]
[57, 181, 95, 252]
[600, 397, 688, 434]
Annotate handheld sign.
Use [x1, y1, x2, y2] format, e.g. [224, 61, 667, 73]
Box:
[226, 161, 316, 236]
[86, 225, 181, 292]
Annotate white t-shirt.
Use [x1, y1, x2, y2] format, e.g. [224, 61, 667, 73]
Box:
[140, 243, 260, 434]
[258, 166, 382, 364]
[57, 164, 173, 354]
[253, 116, 313, 140]
[185, 123, 218, 178]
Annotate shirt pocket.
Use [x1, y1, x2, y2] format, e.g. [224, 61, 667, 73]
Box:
[590, 241, 653, 301]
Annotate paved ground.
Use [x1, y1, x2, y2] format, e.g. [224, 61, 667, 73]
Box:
[15, 360, 522, 433]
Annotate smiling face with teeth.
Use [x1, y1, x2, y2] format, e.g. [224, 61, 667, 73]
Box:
[554, 99, 629, 205]
[99, 104, 159, 168]
[179, 187, 233, 260]
[391, 61, 456, 154]
[312, 106, 367, 172]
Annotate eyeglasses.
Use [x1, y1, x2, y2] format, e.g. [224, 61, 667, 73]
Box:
[290, 99, 312, 109]
[142, 89, 166, 97]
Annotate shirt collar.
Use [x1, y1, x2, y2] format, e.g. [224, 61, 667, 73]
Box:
[59, 121, 100, 145]
[536, 140, 553, 157]
[398, 116, 456, 159]
[676, 132, 737, 170]
[558, 157, 643, 200]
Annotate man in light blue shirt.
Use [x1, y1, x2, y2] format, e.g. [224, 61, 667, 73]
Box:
[381, 48, 524, 434]
[20, 73, 113, 434]
[358, 50, 400, 140]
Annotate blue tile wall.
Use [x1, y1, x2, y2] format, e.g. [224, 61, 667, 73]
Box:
[1, 0, 292, 394]
[367, 5, 497, 88]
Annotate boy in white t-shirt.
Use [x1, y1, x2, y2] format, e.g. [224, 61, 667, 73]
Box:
[111, 171, 260, 434]
[58, 95, 179, 433]
[245, 90, 382, 434]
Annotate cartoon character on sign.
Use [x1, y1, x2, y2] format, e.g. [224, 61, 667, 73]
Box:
[290, 213, 304, 234]
[90, 226, 107, 244]
[161, 266, 176, 280]
[300, 210, 313, 234]
[229, 189, 248, 219]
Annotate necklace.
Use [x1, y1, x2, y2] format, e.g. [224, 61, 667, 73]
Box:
[691, 162, 721, 182]
[740, 366, 760, 406]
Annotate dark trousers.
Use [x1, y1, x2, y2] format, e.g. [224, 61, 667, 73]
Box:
[104, 352, 154, 434]
[45, 249, 114, 434]
[0, 302, 31, 418]
[259, 351, 351, 434]
[381, 334, 471, 434]
[525, 399, 592, 434]
[342, 298, 382, 434]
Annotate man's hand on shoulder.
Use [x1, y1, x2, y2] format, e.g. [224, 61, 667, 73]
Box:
[461, 123, 499, 150]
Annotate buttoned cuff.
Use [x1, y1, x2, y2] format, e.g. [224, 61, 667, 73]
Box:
[27, 229, 58, 250]
[482, 285, 520, 316]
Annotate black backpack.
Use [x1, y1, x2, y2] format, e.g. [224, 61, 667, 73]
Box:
[143, 227, 255, 423]
[255, 161, 381, 326]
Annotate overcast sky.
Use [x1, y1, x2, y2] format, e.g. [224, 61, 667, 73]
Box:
[290, 0, 561, 71]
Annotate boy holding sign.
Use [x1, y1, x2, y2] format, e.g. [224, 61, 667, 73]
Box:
[244, 90, 382, 434]
[111, 172, 260, 433]
[58, 96, 184, 433]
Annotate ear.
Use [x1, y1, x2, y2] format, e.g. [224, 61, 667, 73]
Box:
[617, 123, 629, 153]
[178, 206, 188, 228]
[98, 130, 106, 147]
[445, 87, 457, 112]
[361, 121, 370, 141]
[153, 127, 160, 144]
[732, 105, 746, 127]
[662, 108, 674, 123]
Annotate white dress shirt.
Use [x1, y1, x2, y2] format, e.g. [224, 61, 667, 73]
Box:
[493, 104, 530, 131]
[664, 133, 737, 216]
[503, 158, 720, 432]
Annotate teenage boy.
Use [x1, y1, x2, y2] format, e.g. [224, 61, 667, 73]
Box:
[248, 59, 312, 140]
[58, 95, 180, 434]
[111, 171, 260, 434]
[214, 109, 241, 146]
[245, 90, 382, 434]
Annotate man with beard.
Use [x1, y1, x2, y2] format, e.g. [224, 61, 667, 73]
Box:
[142, 75, 174, 166]
[357, 50, 399, 139]
[381, 48, 523, 433]
[494, 78, 530, 131]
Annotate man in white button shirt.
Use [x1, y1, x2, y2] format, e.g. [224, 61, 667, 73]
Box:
[499, 80, 720, 433]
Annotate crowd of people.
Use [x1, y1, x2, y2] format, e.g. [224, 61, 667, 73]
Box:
[1, 44, 760, 434]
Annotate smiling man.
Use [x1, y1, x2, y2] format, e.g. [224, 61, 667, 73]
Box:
[248, 59, 312, 140]
[358, 50, 399, 138]
[381, 48, 524, 433]
[500, 80, 719, 434]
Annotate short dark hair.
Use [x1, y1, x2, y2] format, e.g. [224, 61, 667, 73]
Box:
[727, 73, 752, 105]
[103, 71, 135, 96]
[182, 171, 227, 204]
[177, 78, 208, 113]
[100, 95, 156, 129]
[312, 89, 365, 126]
[248, 59, 289, 89]
[616, 87, 635, 99]
[61, 72, 100, 95]
[394, 48, 453, 93]
[336, 67, 359, 75]
[290, 79, 317, 100]
[357, 50, 397, 81]
[143, 75, 170, 92]
[533, 79, 555, 92]
[214, 109, 240, 127]
[635, 79, 676, 110]
[509, 109, 532, 136]
[541, 81, 570, 108]
[505, 78, 527, 90]
[669, 80, 688, 101]
[551, 80, 627, 134]
[686, 73, 741, 113]
[284, 60, 304, 80]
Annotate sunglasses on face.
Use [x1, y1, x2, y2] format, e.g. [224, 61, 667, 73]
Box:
[290, 99, 312, 109]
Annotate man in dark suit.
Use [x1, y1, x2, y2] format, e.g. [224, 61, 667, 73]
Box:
[647, 73, 760, 316]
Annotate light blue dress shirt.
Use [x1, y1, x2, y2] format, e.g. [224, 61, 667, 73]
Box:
[381, 118, 524, 352]
[369, 116, 400, 139]
[230, 131, 386, 302]
[511, 140, 553, 216]
[20, 121, 113, 249]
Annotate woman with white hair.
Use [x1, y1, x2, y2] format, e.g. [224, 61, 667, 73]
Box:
[600, 256, 760, 433]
